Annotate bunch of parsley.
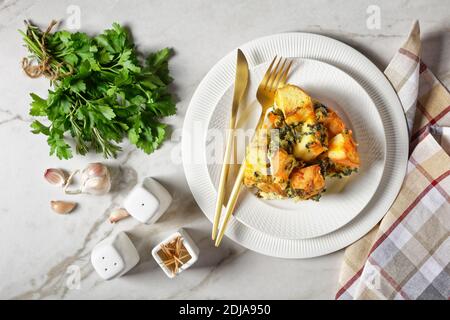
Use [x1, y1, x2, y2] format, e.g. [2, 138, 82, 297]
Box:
[20, 22, 176, 159]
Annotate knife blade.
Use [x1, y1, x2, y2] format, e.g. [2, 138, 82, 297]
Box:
[211, 49, 249, 240]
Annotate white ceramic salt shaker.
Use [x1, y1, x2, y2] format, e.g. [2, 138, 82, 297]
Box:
[151, 228, 200, 278]
[90, 232, 140, 280]
[123, 177, 172, 224]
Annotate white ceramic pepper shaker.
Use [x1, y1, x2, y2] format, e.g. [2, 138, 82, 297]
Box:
[91, 232, 140, 280]
[123, 177, 172, 224]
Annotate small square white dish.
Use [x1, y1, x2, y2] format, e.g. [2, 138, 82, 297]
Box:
[151, 229, 199, 278]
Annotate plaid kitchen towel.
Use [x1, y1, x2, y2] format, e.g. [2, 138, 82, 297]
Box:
[336, 21, 450, 300]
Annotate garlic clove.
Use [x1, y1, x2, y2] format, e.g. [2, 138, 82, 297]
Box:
[84, 163, 108, 178]
[82, 176, 111, 195]
[51, 201, 77, 214]
[109, 208, 130, 223]
[44, 169, 67, 187]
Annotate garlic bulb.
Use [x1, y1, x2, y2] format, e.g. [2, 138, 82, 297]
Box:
[51, 201, 77, 214]
[109, 208, 130, 223]
[44, 168, 67, 186]
[64, 163, 111, 195]
[81, 163, 111, 195]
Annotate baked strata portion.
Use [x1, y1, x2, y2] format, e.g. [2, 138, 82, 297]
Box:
[243, 84, 360, 201]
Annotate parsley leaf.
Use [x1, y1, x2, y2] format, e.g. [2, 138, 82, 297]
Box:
[29, 93, 48, 116]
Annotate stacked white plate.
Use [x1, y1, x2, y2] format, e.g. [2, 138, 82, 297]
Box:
[182, 33, 409, 258]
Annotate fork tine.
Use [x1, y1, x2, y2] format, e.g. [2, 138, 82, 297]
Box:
[270, 58, 287, 91]
[265, 57, 282, 89]
[266, 58, 283, 90]
[261, 56, 277, 89]
[279, 60, 293, 87]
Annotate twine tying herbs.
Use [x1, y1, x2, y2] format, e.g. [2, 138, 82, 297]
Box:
[21, 20, 72, 80]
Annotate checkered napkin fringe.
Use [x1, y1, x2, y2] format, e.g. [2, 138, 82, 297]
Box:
[336, 21, 450, 300]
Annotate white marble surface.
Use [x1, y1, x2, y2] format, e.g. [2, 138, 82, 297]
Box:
[0, 0, 448, 300]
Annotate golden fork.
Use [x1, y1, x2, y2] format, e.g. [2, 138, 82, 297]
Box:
[215, 56, 293, 246]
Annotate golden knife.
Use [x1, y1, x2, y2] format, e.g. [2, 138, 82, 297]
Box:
[211, 49, 249, 241]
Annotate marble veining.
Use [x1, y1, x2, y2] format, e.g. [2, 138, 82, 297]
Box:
[0, 0, 448, 299]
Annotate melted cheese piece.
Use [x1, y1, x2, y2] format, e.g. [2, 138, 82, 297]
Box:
[269, 148, 296, 185]
[243, 129, 270, 186]
[289, 164, 325, 198]
[293, 120, 327, 162]
[327, 131, 360, 169]
[315, 105, 346, 139]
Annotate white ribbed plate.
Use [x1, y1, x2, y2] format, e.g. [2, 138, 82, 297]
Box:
[182, 33, 408, 258]
[207, 58, 386, 239]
